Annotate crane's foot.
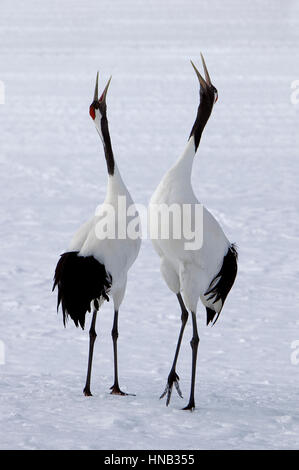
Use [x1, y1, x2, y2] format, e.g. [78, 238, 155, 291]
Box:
[160, 370, 183, 406]
[83, 387, 93, 397]
[110, 384, 135, 396]
[182, 398, 195, 411]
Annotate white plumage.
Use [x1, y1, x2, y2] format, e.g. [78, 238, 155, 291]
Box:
[150, 55, 237, 410]
[70, 165, 141, 311]
[151, 136, 230, 313]
[53, 73, 141, 396]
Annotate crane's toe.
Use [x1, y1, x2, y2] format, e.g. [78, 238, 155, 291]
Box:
[160, 370, 183, 406]
[83, 387, 93, 397]
[110, 384, 135, 396]
[182, 401, 195, 411]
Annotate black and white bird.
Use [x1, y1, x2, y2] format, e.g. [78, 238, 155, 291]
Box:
[149, 54, 238, 410]
[53, 73, 141, 396]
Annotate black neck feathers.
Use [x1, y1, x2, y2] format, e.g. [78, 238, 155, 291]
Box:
[100, 116, 115, 176]
[189, 92, 214, 152]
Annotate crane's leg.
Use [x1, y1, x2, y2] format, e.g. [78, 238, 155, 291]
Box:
[110, 310, 132, 395]
[83, 309, 98, 396]
[183, 311, 199, 411]
[160, 293, 189, 405]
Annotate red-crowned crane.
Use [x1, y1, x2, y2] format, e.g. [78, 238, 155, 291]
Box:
[149, 54, 238, 410]
[53, 73, 141, 397]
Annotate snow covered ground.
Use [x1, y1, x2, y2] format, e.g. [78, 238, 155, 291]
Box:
[0, 0, 299, 450]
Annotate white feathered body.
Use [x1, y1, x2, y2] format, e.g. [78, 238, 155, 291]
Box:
[150, 136, 230, 314]
[70, 165, 141, 310]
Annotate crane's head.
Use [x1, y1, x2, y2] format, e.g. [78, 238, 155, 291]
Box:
[89, 72, 112, 140]
[190, 53, 218, 106]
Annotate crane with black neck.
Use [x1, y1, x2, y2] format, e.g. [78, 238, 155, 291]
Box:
[53, 73, 141, 397]
[150, 55, 238, 410]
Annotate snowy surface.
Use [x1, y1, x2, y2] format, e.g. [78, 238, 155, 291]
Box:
[1, 0, 299, 450]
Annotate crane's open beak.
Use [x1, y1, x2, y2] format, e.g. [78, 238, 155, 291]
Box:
[93, 71, 99, 101]
[190, 53, 212, 89]
[93, 72, 112, 104]
[99, 76, 112, 103]
[90, 72, 112, 120]
[200, 53, 212, 86]
[190, 60, 207, 90]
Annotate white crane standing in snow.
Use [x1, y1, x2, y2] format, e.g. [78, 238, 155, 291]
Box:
[150, 55, 238, 410]
[53, 73, 141, 397]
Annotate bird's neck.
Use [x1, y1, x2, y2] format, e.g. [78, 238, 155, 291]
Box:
[100, 116, 115, 176]
[189, 95, 213, 152]
[172, 137, 197, 179]
[106, 163, 129, 197]
[170, 96, 213, 183]
[97, 116, 131, 200]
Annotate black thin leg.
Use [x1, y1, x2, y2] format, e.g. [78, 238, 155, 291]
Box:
[83, 310, 98, 396]
[110, 310, 133, 396]
[160, 293, 189, 406]
[183, 311, 199, 411]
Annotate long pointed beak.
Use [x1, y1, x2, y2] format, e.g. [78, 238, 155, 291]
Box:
[190, 60, 207, 90]
[200, 52, 212, 86]
[93, 71, 99, 101]
[99, 76, 112, 103]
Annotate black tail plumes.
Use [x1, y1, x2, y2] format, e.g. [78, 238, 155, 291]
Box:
[205, 244, 238, 326]
[52, 251, 112, 329]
